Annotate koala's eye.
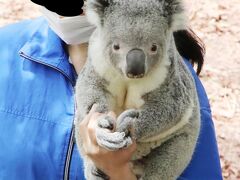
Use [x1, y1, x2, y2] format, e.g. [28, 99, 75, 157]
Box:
[113, 44, 120, 51]
[150, 44, 158, 53]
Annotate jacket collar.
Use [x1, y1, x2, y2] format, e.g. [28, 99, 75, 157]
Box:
[19, 18, 77, 85]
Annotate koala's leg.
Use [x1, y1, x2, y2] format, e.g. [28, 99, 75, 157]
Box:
[141, 132, 197, 180]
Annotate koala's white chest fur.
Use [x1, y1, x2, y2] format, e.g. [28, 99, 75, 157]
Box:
[97, 62, 170, 114]
[106, 78, 145, 113]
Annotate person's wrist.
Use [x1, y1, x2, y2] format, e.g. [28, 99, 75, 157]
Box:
[107, 163, 137, 180]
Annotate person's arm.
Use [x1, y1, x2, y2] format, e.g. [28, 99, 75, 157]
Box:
[178, 60, 223, 179]
[30, 0, 84, 16]
[78, 105, 137, 180]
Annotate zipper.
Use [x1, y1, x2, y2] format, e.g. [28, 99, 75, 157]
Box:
[64, 81, 77, 180]
[20, 52, 76, 180]
[64, 126, 75, 180]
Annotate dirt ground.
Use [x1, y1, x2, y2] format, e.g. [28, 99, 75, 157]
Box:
[0, 0, 239, 179]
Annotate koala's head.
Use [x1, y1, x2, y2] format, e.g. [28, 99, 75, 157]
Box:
[87, 0, 186, 79]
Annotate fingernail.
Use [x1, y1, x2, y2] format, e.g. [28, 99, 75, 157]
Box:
[107, 111, 116, 118]
[90, 104, 98, 113]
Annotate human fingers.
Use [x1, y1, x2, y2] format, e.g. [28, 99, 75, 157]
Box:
[107, 111, 117, 119]
[79, 104, 99, 128]
[78, 104, 103, 150]
[80, 112, 105, 156]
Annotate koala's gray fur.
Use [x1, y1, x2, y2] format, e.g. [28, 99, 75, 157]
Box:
[74, 0, 200, 179]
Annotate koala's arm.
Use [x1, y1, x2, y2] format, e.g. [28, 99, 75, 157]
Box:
[134, 90, 192, 141]
[75, 61, 110, 122]
[74, 62, 113, 180]
[74, 61, 111, 154]
[116, 107, 199, 179]
[121, 75, 198, 142]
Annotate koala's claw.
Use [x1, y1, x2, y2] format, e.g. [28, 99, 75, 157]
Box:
[117, 109, 139, 121]
[116, 109, 139, 138]
[96, 128, 133, 151]
[97, 115, 115, 130]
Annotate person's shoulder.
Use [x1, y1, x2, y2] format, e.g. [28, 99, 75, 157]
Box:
[0, 17, 49, 84]
[0, 16, 46, 32]
[0, 16, 48, 67]
[0, 17, 47, 47]
[183, 59, 211, 110]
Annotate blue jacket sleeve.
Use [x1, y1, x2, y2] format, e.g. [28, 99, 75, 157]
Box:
[178, 60, 222, 180]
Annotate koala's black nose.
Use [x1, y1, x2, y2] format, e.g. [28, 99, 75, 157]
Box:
[126, 49, 145, 78]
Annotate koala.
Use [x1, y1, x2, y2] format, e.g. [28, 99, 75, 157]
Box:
[74, 0, 201, 179]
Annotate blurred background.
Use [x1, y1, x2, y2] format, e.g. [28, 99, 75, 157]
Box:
[0, 0, 239, 179]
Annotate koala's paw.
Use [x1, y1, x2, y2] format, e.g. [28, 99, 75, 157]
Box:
[116, 109, 139, 139]
[96, 128, 132, 151]
[118, 109, 139, 120]
[97, 115, 115, 130]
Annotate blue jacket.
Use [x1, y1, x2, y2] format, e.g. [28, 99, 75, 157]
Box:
[0, 17, 222, 180]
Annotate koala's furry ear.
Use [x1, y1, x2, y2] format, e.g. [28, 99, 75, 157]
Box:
[86, 0, 111, 26]
[164, 0, 187, 31]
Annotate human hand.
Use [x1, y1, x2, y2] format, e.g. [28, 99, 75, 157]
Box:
[78, 104, 137, 180]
